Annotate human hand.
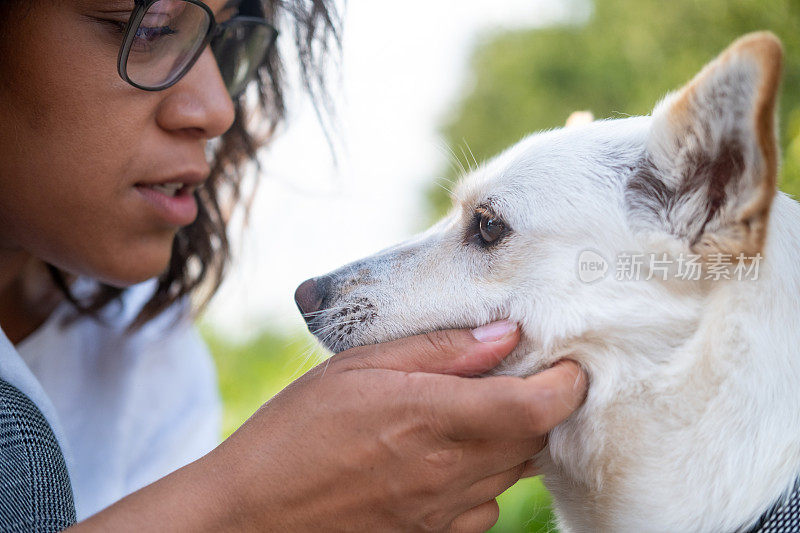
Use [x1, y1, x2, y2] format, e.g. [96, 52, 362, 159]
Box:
[209, 321, 587, 532]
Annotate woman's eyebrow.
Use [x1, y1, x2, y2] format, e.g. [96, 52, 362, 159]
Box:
[221, 0, 243, 11]
[216, 0, 244, 19]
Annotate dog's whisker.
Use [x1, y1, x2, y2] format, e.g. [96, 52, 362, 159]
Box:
[432, 176, 455, 193]
[346, 262, 361, 286]
[309, 324, 344, 338]
[462, 138, 480, 170]
[320, 355, 334, 379]
[291, 342, 328, 380]
[302, 306, 348, 318]
[312, 319, 361, 339]
[309, 319, 362, 338]
[449, 146, 468, 176]
[433, 181, 454, 197]
[438, 141, 468, 178]
[302, 301, 359, 320]
[458, 144, 474, 173]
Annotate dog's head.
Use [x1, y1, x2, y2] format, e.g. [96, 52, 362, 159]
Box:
[295, 33, 782, 378]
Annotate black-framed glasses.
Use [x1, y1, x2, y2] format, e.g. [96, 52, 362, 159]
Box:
[118, 0, 279, 97]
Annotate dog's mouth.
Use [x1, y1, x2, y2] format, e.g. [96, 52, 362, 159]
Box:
[300, 287, 552, 378]
[308, 306, 534, 365]
[302, 296, 379, 353]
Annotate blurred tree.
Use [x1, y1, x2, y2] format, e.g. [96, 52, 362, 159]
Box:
[426, 0, 800, 221]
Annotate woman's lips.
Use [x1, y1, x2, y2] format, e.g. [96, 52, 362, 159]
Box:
[134, 183, 198, 226]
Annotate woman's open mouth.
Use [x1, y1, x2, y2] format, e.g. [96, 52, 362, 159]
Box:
[134, 181, 199, 227]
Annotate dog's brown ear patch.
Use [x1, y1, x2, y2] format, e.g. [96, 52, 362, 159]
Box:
[628, 32, 782, 259]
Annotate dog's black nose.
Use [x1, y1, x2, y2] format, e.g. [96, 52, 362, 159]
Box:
[294, 277, 324, 318]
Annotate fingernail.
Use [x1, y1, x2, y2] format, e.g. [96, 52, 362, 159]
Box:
[471, 320, 517, 342]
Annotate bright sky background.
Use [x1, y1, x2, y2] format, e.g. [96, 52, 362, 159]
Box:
[202, 0, 575, 340]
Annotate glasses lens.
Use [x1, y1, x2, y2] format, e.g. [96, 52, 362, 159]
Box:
[212, 21, 275, 97]
[125, 0, 211, 89]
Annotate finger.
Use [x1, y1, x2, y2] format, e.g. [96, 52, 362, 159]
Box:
[436, 359, 588, 440]
[460, 438, 544, 481]
[521, 459, 540, 478]
[338, 321, 520, 377]
[449, 499, 500, 533]
[462, 463, 525, 510]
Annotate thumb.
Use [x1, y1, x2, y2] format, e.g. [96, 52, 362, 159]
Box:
[339, 321, 520, 376]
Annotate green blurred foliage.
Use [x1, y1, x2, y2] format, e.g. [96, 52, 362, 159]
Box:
[427, 0, 800, 221]
[202, 326, 320, 438]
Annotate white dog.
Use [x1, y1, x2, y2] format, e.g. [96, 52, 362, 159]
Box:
[295, 32, 799, 532]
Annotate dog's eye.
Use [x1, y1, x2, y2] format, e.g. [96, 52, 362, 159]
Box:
[465, 205, 510, 248]
[479, 212, 505, 244]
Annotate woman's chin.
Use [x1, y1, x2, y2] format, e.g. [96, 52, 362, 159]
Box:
[102, 258, 173, 288]
[60, 242, 176, 288]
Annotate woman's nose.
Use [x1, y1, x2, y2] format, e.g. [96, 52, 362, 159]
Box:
[155, 48, 236, 139]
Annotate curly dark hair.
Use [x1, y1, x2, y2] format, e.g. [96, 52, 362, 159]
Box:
[6, 0, 341, 332]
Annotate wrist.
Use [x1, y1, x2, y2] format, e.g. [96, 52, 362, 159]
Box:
[180, 452, 245, 532]
[198, 438, 292, 532]
[66, 451, 244, 532]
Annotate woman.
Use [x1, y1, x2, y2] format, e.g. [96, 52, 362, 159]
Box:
[0, 0, 587, 531]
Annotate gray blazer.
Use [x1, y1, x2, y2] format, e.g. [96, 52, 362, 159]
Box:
[0, 379, 76, 532]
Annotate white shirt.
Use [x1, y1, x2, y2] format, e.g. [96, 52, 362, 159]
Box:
[0, 277, 221, 521]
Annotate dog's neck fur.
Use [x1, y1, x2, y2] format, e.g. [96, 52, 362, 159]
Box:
[541, 193, 800, 533]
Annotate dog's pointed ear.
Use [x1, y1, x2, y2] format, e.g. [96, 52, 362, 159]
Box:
[628, 32, 782, 258]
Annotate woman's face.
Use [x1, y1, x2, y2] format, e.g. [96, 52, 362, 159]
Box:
[0, 0, 236, 287]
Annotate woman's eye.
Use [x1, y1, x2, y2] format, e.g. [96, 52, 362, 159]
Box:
[135, 25, 178, 43]
[127, 25, 179, 54]
[478, 213, 505, 244]
[96, 18, 177, 50]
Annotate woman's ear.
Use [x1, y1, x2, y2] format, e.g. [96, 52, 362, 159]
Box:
[627, 32, 782, 259]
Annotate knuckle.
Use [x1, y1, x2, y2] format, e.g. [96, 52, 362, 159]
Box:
[421, 405, 456, 445]
[405, 373, 437, 410]
[408, 378, 453, 441]
[423, 446, 464, 470]
[422, 329, 460, 355]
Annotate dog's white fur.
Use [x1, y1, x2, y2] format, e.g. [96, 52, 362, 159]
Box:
[302, 33, 799, 532]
